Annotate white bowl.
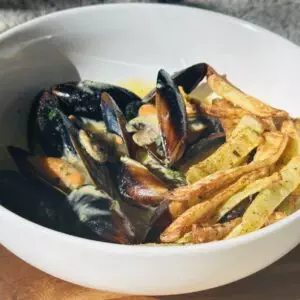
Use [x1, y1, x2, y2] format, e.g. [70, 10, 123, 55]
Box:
[0, 3, 299, 296]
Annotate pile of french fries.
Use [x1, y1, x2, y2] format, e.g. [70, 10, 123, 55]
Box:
[158, 68, 300, 245]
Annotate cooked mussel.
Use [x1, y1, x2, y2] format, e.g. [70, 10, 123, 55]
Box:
[118, 156, 168, 205]
[0, 171, 88, 237]
[28, 81, 143, 155]
[143, 63, 208, 103]
[100, 92, 134, 157]
[68, 185, 135, 244]
[51, 80, 142, 120]
[156, 69, 188, 166]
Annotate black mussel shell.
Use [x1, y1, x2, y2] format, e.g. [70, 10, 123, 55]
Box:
[119, 199, 171, 244]
[28, 91, 76, 157]
[0, 171, 87, 237]
[143, 63, 208, 103]
[156, 69, 188, 166]
[67, 185, 136, 244]
[173, 63, 208, 94]
[124, 100, 143, 120]
[58, 111, 114, 196]
[51, 81, 142, 120]
[118, 157, 168, 206]
[101, 92, 134, 157]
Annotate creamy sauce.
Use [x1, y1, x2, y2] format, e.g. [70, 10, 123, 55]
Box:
[119, 79, 154, 98]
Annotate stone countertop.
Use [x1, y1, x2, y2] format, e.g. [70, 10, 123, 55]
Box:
[0, 0, 299, 46]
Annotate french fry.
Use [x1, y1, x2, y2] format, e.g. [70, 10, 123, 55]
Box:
[186, 116, 264, 183]
[192, 218, 242, 243]
[294, 119, 300, 135]
[207, 71, 288, 118]
[176, 232, 193, 244]
[215, 172, 281, 221]
[280, 120, 300, 164]
[165, 135, 287, 202]
[254, 131, 288, 162]
[277, 194, 300, 216]
[161, 169, 267, 243]
[219, 117, 241, 139]
[226, 156, 300, 239]
[264, 211, 287, 226]
[169, 200, 188, 220]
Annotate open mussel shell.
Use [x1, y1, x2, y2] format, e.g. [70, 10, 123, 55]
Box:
[0, 171, 88, 237]
[28, 81, 142, 153]
[101, 92, 134, 158]
[143, 63, 208, 103]
[119, 198, 171, 244]
[58, 111, 115, 196]
[118, 157, 168, 206]
[117, 156, 172, 243]
[51, 80, 142, 120]
[27, 91, 76, 157]
[67, 185, 136, 244]
[7, 146, 79, 193]
[156, 69, 188, 166]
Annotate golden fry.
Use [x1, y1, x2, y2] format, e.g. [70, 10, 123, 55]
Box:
[277, 194, 300, 216]
[215, 171, 281, 221]
[186, 116, 263, 183]
[161, 170, 266, 243]
[192, 217, 242, 243]
[264, 211, 287, 226]
[280, 120, 300, 164]
[254, 131, 288, 162]
[219, 117, 241, 139]
[169, 201, 188, 220]
[165, 138, 286, 202]
[207, 71, 288, 118]
[227, 156, 300, 239]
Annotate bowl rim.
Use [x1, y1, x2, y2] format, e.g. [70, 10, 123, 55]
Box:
[0, 2, 299, 254]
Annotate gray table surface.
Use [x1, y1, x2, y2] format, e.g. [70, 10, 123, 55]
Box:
[0, 0, 299, 46]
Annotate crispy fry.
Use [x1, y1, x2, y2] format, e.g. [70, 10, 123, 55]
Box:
[186, 116, 263, 183]
[277, 194, 300, 216]
[264, 211, 287, 226]
[254, 131, 288, 162]
[176, 232, 193, 244]
[280, 120, 300, 164]
[200, 99, 247, 119]
[219, 117, 241, 139]
[169, 200, 188, 220]
[192, 217, 242, 243]
[165, 137, 287, 202]
[161, 170, 267, 243]
[294, 119, 300, 135]
[226, 156, 300, 239]
[215, 172, 281, 221]
[207, 72, 288, 118]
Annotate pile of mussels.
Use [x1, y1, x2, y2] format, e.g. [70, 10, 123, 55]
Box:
[0, 63, 226, 244]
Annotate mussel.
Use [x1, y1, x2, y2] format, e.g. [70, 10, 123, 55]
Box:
[143, 63, 208, 103]
[119, 156, 169, 205]
[28, 81, 143, 156]
[1, 62, 229, 245]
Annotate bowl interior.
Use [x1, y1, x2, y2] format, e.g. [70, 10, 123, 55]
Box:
[0, 4, 299, 173]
